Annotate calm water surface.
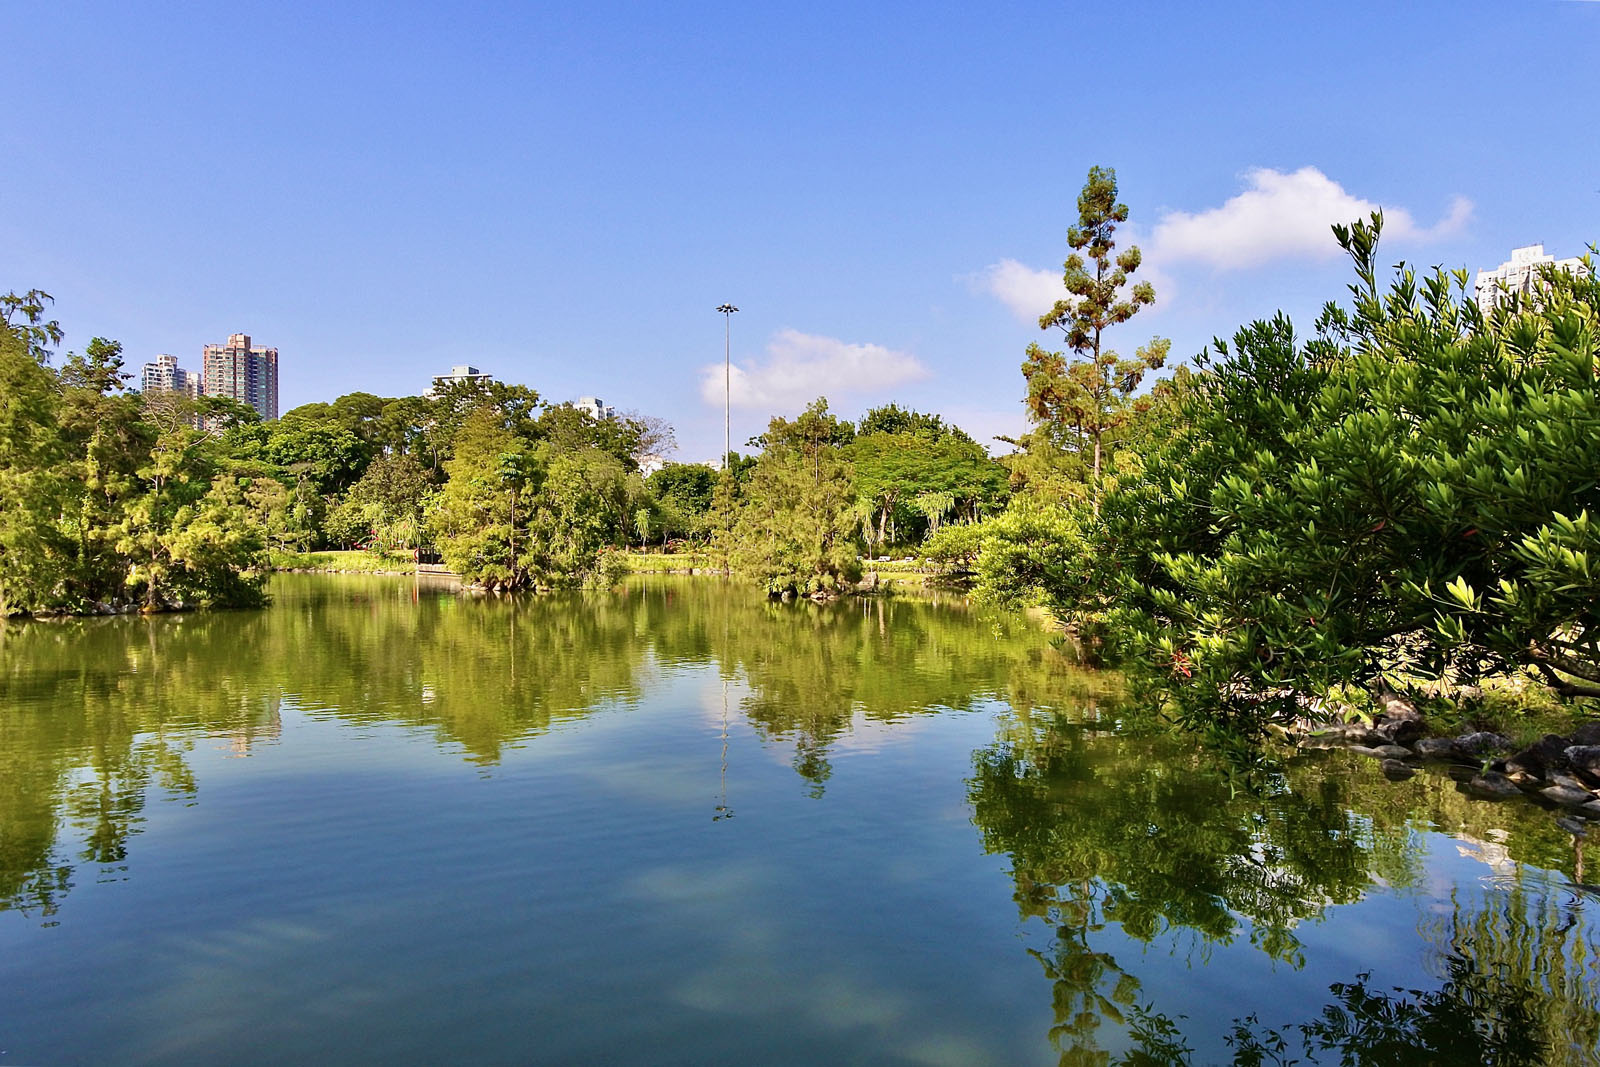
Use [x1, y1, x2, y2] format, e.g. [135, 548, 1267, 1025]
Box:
[2, 575, 1597, 1064]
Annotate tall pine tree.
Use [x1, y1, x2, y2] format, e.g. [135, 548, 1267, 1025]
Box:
[1022, 166, 1168, 511]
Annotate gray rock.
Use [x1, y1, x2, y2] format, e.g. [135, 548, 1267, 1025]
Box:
[1575, 800, 1600, 820]
[1571, 722, 1600, 747]
[1539, 784, 1599, 808]
[1414, 737, 1464, 761]
[1370, 744, 1414, 760]
[1311, 723, 1381, 745]
[1377, 690, 1422, 721]
[1455, 732, 1512, 757]
[1564, 745, 1600, 777]
[1466, 773, 1523, 800]
[1375, 718, 1426, 745]
[1505, 734, 1571, 777]
[1380, 759, 1416, 781]
[1550, 773, 1594, 793]
[1556, 816, 1589, 837]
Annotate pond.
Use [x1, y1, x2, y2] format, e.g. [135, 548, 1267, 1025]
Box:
[2, 575, 1597, 1064]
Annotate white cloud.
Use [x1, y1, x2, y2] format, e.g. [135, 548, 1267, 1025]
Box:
[973, 167, 1472, 320]
[973, 259, 1062, 324]
[1149, 167, 1472, 270]
[698, 328, 929, 411]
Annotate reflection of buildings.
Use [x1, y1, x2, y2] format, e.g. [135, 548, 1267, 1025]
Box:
[1475, 245, 1588, 314]
[203, 333, 279, 420]
[222, 695, 284, 758]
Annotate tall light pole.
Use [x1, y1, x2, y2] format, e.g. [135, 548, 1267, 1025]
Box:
[716, 303, 738, 468]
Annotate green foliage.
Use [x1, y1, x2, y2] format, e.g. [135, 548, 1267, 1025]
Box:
[856, 402, 969, 441]
[921, 521, 986, 574]
[646, 461, 718, 543]
[846, 408, 1008, 550]
[0, 294, 267, 614]
[724, 399, 862, 597]
[1094, 215, 1600, 730]
[326, 452, 433, 552]
[426, 409, 632, 590]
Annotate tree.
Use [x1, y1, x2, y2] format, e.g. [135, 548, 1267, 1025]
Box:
[0, 294, 69, 614]
[1023, 165, 1167, 511]
[725, 399, 861, 597]
[426, 409, 630, 590]
[856, 403, 967, 441]
[534, 402, 640, 469]
[847, 418, 1007, 549]
[327, 452, 433, 552]
[617, 409, 677, 468]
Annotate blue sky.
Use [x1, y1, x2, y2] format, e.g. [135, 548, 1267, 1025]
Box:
[4, 1, 1597, 461]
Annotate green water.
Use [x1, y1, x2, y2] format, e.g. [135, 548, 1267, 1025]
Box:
[1, 575, 1596, 1064]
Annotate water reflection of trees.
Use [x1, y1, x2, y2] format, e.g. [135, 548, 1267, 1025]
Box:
[645, 580, 1116, 790]
[967, 704, 1600, 1065]
[7, 566, 1598, 1067]
[1205, 875, 1600, 1066]
[3, 576, 1080, 914]
[1, 614, 281, 918]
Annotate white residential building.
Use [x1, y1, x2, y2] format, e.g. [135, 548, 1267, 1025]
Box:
[574, 395, 615, 420]
[140, 353, 201, 398]
[428, 364, 493, 395]
[1475, 244, 1589, 314]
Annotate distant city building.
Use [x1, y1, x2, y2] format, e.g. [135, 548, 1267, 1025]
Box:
[574, 395, 615, 420]
[1475, 244, 1589, 314]
[140, 353, 201, 398]
[429, 364, 493, 396]
[203, 333, 279, 420]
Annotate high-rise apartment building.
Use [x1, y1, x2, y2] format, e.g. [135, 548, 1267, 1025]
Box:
[140, 353, 201, 398]
[203, 333, 279, 420]
[1475, 245, 1589, 314]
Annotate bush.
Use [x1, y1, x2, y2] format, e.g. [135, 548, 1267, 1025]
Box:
[1101, 214, 1600, 731]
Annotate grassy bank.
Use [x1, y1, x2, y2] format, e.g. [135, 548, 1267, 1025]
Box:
[624, 551, 714, 574]
[271, 550, 418, 574]
[620, 550, 947, 591]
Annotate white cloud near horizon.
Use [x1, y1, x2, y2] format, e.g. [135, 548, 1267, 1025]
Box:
[698, 328, 929, 411]
[975, 167, 1472, 322]
[1150, 166, 1472, 270]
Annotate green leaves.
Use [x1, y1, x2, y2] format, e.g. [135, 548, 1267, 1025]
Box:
[998, 216, 1600, 730]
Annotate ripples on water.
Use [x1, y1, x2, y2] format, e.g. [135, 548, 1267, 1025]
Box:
[0, 574, 1596, 1064]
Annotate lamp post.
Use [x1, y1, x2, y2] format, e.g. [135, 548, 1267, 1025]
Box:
[716, 303, 738, 468]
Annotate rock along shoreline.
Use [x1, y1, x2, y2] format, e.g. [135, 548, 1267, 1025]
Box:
[1295, 694, 1600, 832]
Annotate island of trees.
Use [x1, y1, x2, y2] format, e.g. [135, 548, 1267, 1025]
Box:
[4, 166, 1596, 741]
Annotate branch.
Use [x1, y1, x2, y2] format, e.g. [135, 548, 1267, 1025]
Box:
[1531, 658, 1600, 699]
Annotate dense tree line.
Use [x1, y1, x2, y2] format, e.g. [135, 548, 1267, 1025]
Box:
[0, 292, 682, 610]
[1, 286, 1013, 612]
